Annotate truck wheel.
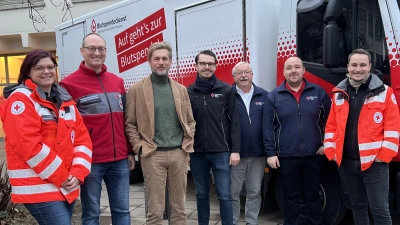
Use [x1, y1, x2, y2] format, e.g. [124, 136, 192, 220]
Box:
[129, 168, 144, 184]
[275, 170, 347, 225]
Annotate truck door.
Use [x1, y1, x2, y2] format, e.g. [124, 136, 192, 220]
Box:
[57, 23, 85, 79]
[175, 0, 244, 86]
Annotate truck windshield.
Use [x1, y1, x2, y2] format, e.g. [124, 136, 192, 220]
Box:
[297, 0, 390, 85]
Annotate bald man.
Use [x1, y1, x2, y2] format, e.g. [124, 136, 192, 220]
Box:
[263, 57, 331, 225]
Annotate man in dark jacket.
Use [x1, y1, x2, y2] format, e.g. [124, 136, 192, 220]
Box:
[187, 50, 240, 225]
[264, 56, 331, 225]
[231, 62, 270, 225]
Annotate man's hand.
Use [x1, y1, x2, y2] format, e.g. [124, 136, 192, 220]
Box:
[62, 175, 81, 190]
[128, 155, 136, 170]
[316, 146, 324, 155]
[230, 153, 240, 166]
[267, 156, 280, 169]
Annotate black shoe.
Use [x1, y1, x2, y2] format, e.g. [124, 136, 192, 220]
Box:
[277, 223, 283, 225]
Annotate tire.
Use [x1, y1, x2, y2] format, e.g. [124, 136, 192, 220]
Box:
[275, 169, 347, 225]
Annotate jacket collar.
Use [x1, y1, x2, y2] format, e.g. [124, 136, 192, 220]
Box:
[78, 61, 108, 76]
[192, 75, 225, 91]
[233, 83, 263, 96]
[333, 73, 384, 95]
[276, 78, 314, 93]
[24, 79, 72, 102]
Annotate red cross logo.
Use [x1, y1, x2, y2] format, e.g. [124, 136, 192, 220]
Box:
[373, 112, 383, 123]
[91, 19, 97, 33]
[13, 104, 20, 111]
[11, 101, 25, 115]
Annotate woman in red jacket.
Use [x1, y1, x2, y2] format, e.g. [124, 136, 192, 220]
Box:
[0, 49, 92, 225]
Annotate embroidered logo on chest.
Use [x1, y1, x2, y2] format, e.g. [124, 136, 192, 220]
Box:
[373, 112, 383, 124]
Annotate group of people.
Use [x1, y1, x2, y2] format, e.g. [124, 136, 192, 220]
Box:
[0, 30, 398, 225]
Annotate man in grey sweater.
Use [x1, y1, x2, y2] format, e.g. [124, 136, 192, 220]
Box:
[125, 41, 196, 225]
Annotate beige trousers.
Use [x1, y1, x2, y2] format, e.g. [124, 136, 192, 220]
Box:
[141, 148, 189, 225]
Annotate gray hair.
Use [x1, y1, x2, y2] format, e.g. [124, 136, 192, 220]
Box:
[232, 62, 252, 75]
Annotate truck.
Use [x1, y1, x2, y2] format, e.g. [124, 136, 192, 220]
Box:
[55, 0, 400, 224]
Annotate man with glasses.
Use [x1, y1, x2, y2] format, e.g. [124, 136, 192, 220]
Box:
[231, 62, 270, 225]
[187, 50, 240, 225]
[60, 33, 135, 225]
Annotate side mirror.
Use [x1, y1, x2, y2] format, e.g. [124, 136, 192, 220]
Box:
[324, 0, 343, 23]
[323, 21, 340, 68]
[297, 0, 325, 13]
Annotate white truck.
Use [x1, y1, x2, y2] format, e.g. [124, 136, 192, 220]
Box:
[55, 0, 400, 224]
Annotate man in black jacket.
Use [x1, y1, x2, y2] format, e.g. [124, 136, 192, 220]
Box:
[187, 50, 241, 225]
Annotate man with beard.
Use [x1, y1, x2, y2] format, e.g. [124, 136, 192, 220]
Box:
[187, 50, 240, 225]
[125, 41, 196, 225]
[231, 62, 270, 225]
[264, 56, 331, 225]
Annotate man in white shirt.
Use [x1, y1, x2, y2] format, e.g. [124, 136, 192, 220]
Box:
[231, 62, 270, 225]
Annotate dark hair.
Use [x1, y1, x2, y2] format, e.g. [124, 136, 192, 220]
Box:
[18, 49, 57, 84]
[82, 33, 106, 47]
[348, 48, 371, 63]
[195, 50, 218, 64]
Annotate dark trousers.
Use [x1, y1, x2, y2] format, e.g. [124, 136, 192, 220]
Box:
[279, 155, 323, 225]
[340, 158, 391, 225]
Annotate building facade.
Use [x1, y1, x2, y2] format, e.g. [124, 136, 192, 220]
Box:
[0, 0, 123, 137]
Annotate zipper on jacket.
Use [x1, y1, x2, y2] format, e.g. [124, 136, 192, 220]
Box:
[203, 95, 208, 150]
[220, 105, 230, 151]
[298, 103, 304, 156]
[96, 74, 117, 160]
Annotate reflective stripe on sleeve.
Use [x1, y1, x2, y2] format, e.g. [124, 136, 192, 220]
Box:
[324, 142, 336, 149]
[384, 131, 399, 139]
[73, 146, 92, 158]
[27, 144, 51, 168]
[382, 140, 398, 153]
[39, 156, 62, 180]
[72, 158, 91, 172]
[324, 133, 334, 139]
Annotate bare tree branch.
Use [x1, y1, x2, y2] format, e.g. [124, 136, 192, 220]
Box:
[50, 0, 75, 23]
[27, 0, 46, 32]
[28, 0, 75, 32]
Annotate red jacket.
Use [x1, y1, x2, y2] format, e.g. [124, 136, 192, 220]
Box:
[0, 79, 92, 203]
[60, 61, 131, 163]
[324, 75, 400, 171]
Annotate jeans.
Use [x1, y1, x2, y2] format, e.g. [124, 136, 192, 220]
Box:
[24, 200, 75, 225]
[141, 149, 189, 225]
[190, 152, 232, 225]
[231, 156, 266, 225]
[279, 156, 323, 225]
[340, 158, 391, 225]
[80, 158, 130, 225]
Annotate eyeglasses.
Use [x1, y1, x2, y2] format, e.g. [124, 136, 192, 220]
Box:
[33, 65, 57, 73]
[197, 62, 216, 68]
[83, 46, 107, 53]
[234, 71, 252, 76]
